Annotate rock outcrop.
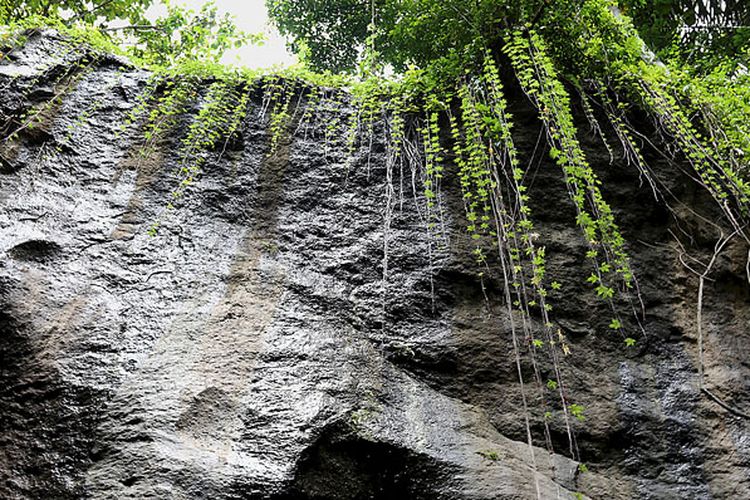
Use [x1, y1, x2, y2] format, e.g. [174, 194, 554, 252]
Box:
[0, 31, 748, 499]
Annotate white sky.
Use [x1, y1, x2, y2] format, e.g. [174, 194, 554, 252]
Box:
[145, 0, 297, 69]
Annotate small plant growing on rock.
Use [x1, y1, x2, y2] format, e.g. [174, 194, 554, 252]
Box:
[569, 404, 586, 422]
[477, 450, 500, 462]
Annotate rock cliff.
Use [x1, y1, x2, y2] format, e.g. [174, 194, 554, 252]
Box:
[1, 31, 748, 499]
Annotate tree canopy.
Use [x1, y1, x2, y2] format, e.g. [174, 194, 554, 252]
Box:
[3, 0, 745, 73]
[0, 0, 256, 66]
[622, 0, 750, 66]
[266, 0, 749, 74]
[0, 0, 154, 26]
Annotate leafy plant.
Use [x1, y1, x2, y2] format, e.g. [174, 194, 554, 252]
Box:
[477, 449, 500, 461]
[2, 1, 258, 69]
[569, 403, 586, 422]
[6, 3, 750, 497]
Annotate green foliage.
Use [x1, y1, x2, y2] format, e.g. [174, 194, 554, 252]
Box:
[569, 403, 586, 422]
[505, 30, 634, 303]
[7, 1, 750, 490]
[568, 0, 750, 228]
[455, 83, 496, 244]
[477, 449, 500, 461]
[262, 76, 294, 156]
[0, 0, 154, 27]
[126, 1, 261, 67]
[173, 77, 249, 199]
[621, 0, 750, 69]
[267, 0, 748, 75]
[1, 1, 257, 70]
[265, 0, 372, 73]
[138, 76, 199, 159]
[4, 52, 100, 142]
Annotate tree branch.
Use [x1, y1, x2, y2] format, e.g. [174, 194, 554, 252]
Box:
[100, 25, 168, 33]
[69, 0, 118, 23]
[527, 0, 549, 30]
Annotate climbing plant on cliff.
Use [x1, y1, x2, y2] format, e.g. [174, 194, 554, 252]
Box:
[265, 0, 750, 488]
[3, 0, 750, 495]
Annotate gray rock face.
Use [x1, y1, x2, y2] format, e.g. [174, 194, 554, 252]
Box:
[0, 31, 748, 499]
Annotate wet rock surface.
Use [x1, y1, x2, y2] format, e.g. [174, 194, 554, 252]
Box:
[0, 31, 748, 499]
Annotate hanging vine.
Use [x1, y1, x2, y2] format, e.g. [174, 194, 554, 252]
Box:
[505, 31, 637, 347]
[7, 6, 750, 494]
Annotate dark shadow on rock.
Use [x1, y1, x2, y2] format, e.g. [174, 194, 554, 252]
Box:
[268, 424, 453, 500]
[0, 293, 102, 499]
[7, 239, 62, 262]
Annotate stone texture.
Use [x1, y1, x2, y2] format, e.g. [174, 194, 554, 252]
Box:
[0, 31, 748, 499]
